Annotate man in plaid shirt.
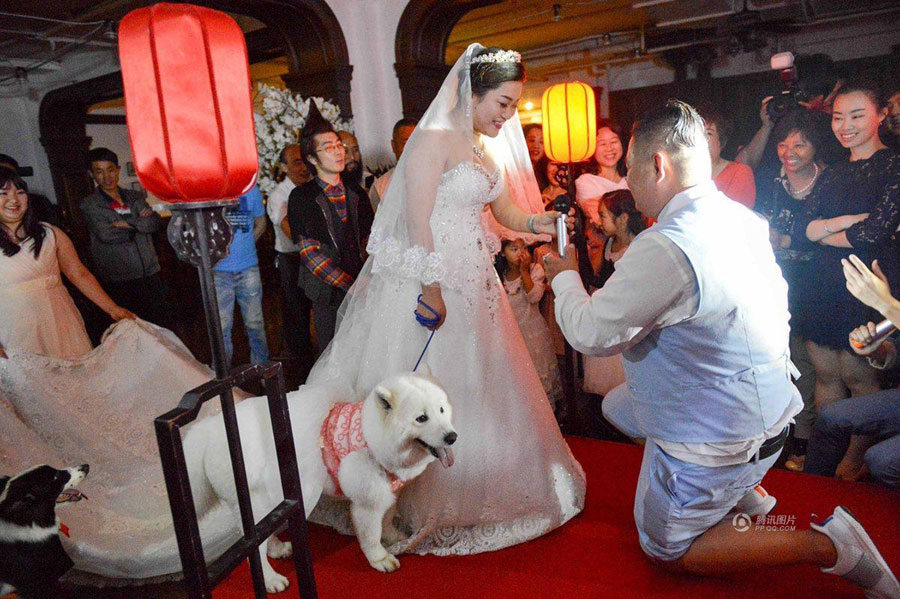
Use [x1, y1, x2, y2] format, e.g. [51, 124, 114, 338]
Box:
[285, 113, 373, 353]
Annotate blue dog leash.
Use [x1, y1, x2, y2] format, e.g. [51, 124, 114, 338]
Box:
[413, 294, 440, 372]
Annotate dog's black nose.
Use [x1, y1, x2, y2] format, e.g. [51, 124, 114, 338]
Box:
[444, 432, 457, 445]
[79, 464, 90, 474]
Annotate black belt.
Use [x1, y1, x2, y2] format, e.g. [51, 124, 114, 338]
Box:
[748, 425, 789, 463]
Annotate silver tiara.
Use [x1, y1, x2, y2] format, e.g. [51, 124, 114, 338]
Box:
[470, 50, 521, 65]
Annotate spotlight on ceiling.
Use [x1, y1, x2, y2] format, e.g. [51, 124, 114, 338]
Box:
[552, 4, 562, 22]
[524, 101, 534, 110]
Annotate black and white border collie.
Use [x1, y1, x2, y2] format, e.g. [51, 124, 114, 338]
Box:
[0, 464, 88, 599]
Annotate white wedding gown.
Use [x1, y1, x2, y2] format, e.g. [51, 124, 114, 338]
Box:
[306, 161, 586, 555]
[0, 320, 244, 582]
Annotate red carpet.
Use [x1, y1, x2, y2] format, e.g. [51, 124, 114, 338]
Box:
[214, 437, 900, 598]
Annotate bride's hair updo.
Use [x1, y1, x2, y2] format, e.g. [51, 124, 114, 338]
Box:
[469, 46, 525, 97]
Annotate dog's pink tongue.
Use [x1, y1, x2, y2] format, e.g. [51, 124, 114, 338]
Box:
[57, 489, 87, 504]
[437, 447, 455, 468]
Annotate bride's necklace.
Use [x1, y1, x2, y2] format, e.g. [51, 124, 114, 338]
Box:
[786, 162, 819, 197]
[473, 144, 485, 160]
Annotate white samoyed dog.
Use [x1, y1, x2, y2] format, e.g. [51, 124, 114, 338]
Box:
[183, 372, 457, 593]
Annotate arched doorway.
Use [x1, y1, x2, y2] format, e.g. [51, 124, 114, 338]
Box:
[394, 0, 499, 119]
[39, 0, 352, 237]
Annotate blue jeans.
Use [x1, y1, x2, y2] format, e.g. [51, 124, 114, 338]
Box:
[805, 390, 900, 489]
[213, 266, 269, 367]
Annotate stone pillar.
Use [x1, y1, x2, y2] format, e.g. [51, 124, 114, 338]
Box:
[323, 0, 409, 167]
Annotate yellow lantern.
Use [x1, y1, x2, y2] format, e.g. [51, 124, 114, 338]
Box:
[541, 82, 597, 164]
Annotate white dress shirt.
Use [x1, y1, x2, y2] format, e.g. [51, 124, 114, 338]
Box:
[552, 183, 801, 466]
[266, 178, 299, 253]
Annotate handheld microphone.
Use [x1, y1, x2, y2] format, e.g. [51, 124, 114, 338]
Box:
[553, 194, 572, 258]
[850, 319, 897, 349]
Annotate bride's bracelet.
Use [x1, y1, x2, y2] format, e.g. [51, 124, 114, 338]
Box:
[823, 219, 835, 234]
[527, 214, 537, 234]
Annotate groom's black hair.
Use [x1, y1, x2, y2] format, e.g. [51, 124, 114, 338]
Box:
[470, 46, 526, 97]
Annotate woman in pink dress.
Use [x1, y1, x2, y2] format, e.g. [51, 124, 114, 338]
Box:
[0, 169, 133, 359]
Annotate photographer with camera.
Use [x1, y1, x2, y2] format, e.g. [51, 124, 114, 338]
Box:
[736, 53, 844, 213]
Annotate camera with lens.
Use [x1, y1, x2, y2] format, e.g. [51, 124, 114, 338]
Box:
[767, 52, 809, 121]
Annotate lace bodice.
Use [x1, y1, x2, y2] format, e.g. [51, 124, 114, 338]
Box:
[370, 161, 503, 300]
[431, 161, 501, 283]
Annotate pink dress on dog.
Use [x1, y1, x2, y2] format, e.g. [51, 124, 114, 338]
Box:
[320, 402, 408, 497]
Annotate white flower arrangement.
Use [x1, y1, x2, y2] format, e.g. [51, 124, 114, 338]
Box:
[253, 83, 353, 195]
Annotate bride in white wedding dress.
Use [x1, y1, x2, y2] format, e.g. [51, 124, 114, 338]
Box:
[305, 43, 585, 554]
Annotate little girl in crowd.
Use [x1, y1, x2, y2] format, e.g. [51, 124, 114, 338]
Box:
[582, 190, 647, 395]
[495, 237, 563, 412]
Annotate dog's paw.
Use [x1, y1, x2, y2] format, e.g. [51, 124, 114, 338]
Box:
[368, 552, 400, 573]
[267, 537, 293, 559]
[264, 571, 290, 593]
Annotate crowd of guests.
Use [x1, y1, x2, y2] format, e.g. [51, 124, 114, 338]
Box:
[513, 62, 900, 491]
[2, 53, 899, 492]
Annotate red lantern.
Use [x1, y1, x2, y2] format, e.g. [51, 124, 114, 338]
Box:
[118, 3, 258, 203]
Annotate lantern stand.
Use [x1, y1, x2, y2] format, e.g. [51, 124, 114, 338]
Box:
[562, 165, 579, 432]
[121, 3, 317, 597]
[550, 163, 580, 432]
[542, 81, 597, 435]
[166, 201, 236, 380]
[154, 200, 318, 599]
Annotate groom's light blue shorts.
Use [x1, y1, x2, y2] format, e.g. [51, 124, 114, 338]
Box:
[604, 384, 780, 562]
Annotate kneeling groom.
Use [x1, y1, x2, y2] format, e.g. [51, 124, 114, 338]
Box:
[544, 100, 899, 598]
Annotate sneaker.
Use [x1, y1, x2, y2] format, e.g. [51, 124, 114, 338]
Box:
[735, 484, 777, 518]
[812, 506, 900, 599]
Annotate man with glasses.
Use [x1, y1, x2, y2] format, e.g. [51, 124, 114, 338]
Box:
[285, 114, 373, 351]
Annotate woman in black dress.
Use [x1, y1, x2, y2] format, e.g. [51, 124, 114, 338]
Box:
[793, 80, 900, 479]
[759, 110, 831, 471]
